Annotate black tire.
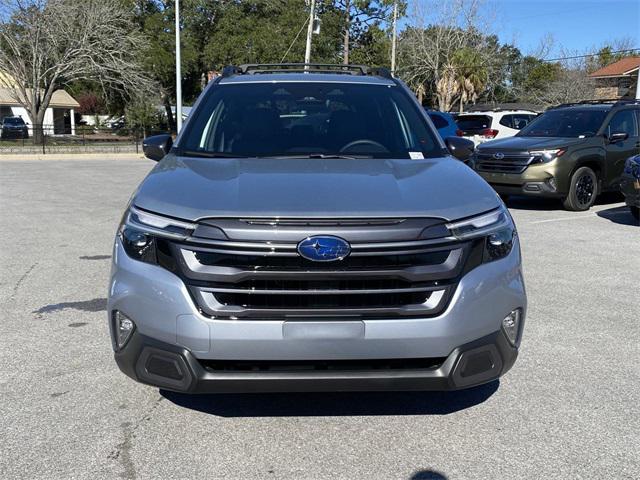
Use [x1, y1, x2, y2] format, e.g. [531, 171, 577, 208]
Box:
[563, 166, 598, 211]
[630, 206, 639, 222]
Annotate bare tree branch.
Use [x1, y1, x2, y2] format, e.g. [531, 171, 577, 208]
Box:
[0, 0, 153, 138]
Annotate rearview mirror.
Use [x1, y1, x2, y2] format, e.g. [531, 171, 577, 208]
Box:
[445, 136, 475, 162]
[143, 134, 173, 161]
[608, 131, 629, 144]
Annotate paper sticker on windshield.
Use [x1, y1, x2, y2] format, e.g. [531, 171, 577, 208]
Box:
[409, 151, 424, 159]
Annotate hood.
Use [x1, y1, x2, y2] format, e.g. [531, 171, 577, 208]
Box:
[132, 155, 500, 222]
[478, 136, 585, 152]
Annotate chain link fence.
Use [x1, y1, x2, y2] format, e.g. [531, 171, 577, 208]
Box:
[0, 124, 166, 155]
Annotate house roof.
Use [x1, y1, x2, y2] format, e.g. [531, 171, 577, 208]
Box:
[0, 88, 80, 108]
[589, 56, 640, 78]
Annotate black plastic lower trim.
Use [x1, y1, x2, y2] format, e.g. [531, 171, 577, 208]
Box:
[488, 183, 564, 198]
[114, 330, 518, 394]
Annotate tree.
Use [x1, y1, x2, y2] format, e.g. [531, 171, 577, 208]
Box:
[76, 91, 106, 127]
[452, 47, 487, 112]
[397, 0, 492, 110]
[0, 0, 152, 140]
[125, 95, 161, 137]
[131, 0, 217, 132]
[585, 38, 637, 73]
[203, 0, 344, 67]
[335, 0, 401, 65]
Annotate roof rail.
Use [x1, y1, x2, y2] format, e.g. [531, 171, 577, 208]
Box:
[221, 65, 242, 77]
[221, 63, 393, 79]
[548, 98, 640, 109]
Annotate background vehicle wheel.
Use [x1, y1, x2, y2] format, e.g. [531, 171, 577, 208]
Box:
[630, 206, 639, 222]
[563, 166, 598, 211]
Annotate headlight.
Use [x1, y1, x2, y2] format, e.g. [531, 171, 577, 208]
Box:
[117, 206, 197, 263]
[529, 148, 566, 164]
[119, 226, 157, 263]
[446, 205, 516, 263]
[624, 155, 640, 179]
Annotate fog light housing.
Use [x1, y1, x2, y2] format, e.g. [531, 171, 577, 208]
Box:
[502, 308, 522, 346]
[113, 310, 135, 350]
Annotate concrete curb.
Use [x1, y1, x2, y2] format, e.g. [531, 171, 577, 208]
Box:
[0, 153, 145, 161]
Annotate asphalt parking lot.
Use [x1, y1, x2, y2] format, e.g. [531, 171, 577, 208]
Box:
[1, 157, 638, 480]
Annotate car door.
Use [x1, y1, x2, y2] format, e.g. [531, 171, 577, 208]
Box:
[604, 108, 640, 189]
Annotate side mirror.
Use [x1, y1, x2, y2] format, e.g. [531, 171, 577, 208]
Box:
[445, 136, 475, 162]
[608, 131, 629, 144]
[142, 134, 173, 161]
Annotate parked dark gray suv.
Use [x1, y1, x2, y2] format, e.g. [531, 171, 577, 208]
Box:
[0, 116, 29, 139]
[108, 64, 526, 393]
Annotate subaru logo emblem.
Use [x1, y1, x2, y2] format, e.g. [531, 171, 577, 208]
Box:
[493, 152, 505, 160]
[297, 236, 351, 262]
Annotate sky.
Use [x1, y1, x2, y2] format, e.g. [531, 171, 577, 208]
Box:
[406, 0, 640, 58]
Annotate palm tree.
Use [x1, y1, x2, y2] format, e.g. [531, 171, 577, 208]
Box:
[435, 64, 460, 112]
[452, 48, 487, 113]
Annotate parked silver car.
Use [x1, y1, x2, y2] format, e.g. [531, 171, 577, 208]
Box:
[108, 64, 526, 393]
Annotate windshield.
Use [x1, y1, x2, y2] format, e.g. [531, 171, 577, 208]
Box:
[3, 117, 25, 126]
[518, 109, 608, 138]
[180, 82, 441, 159]
[456, 115, 492, 133]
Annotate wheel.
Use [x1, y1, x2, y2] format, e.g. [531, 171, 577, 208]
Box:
[630, 206, 639, 222]
[563, 166, 598, 211]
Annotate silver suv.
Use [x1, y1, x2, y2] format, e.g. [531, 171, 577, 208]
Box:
[108, 64, 526, 393]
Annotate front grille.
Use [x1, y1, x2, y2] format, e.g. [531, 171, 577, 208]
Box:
[214, 290, 436, 310]
[192, 249, 451, 270]
[161, 219, 479, 320]
[475, 152, 534, 174]
[199, 357, 446, 372]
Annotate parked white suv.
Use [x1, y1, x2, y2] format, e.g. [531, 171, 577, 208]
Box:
[456, 109, 538, 146]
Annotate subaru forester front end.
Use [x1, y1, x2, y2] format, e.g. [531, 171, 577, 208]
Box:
[108, 64, 526, 393]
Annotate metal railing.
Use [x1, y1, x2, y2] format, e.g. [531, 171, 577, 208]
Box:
[0, 124, 165, 155]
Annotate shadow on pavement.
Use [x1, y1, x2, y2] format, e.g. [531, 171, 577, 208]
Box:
[504, 192, 624, 212]
[410, 470, 448, 480]
[33, 297, 107, 314]
[597, 206, 639, 226]
[160, 380, 499, 417]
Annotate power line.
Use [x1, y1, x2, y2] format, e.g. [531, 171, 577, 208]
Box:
[536, 48, 640, 65]
[403, 47, 640, 73]
[281, 17, 309, 63]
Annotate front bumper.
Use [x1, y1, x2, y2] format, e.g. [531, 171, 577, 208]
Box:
[477, 160, 568, 197]
[1, 128, 28, 139]
[621, 176, 640, 208]
[108, 234, 526, 392]
[115, 329, 518, 393]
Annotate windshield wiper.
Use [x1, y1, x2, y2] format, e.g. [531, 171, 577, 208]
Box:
[266, 153, 373, 160]
[180, 150, 248, 158]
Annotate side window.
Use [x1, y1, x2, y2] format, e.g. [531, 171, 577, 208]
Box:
[500, 114, 535, 130]
[607, 110, 638, 137]
[428, 113, 448, 129]
[498, 115, 513, 128]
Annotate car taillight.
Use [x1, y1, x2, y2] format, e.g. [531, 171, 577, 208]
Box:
[480, 129, 499, 138]
[456, 129, 464, 136]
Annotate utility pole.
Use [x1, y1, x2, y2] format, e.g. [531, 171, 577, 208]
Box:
[390, 0, 398, 77]
[175, 0, 183, 133]
[304, 0, 316, 69]
[343, 0, 350, 65]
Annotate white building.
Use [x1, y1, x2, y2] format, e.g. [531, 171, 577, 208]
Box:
[0, 88, 80, 135]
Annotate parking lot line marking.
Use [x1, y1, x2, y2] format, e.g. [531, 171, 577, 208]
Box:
[526, 205, 628, 225]
[528, 214, 597, 225]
